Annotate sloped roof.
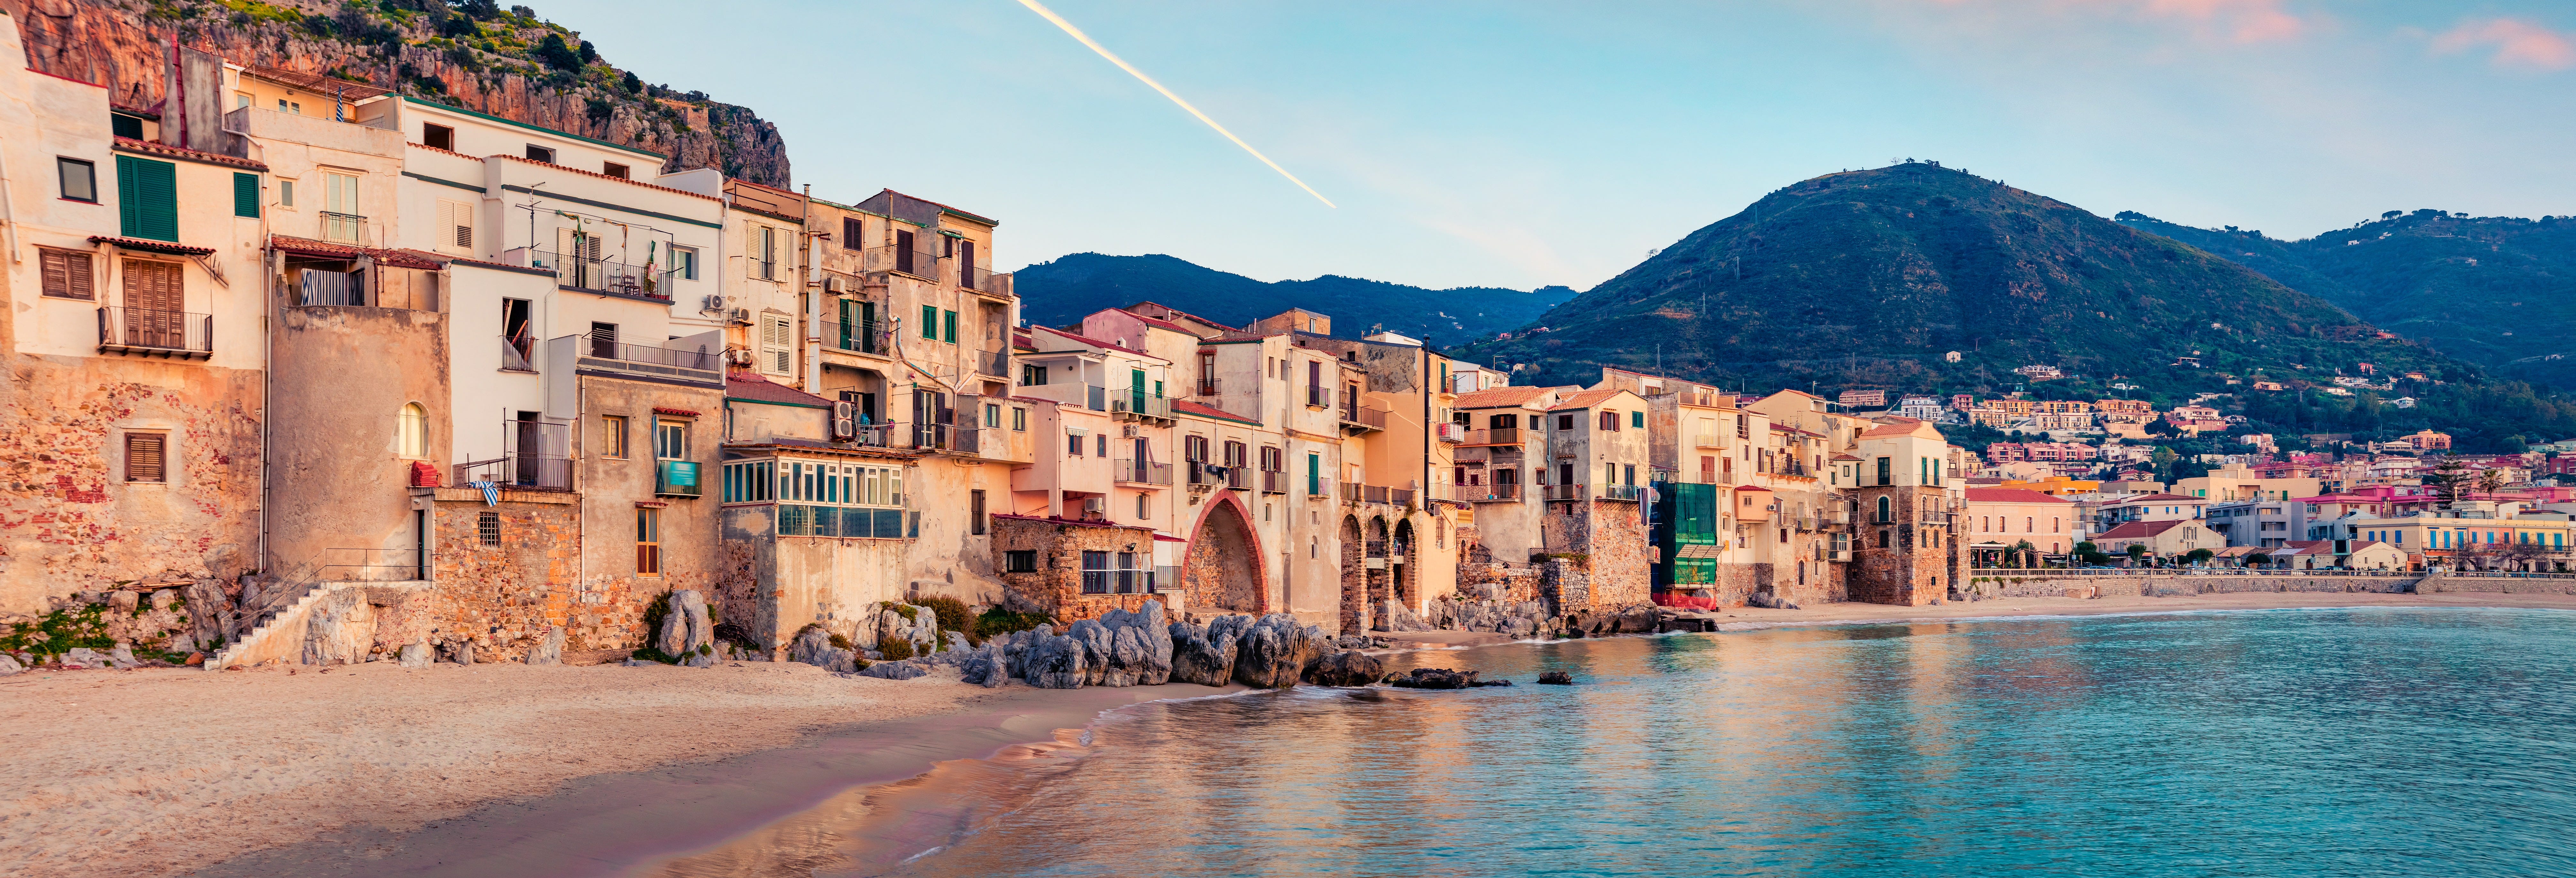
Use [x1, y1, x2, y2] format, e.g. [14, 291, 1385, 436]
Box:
[1455, 386, 1551, 409]
[726, 371, 835, 407]
[2117, 493, 2204, 503]
[1965, 488, 2073, 505]
[1549, 388, 1623, 411]
[1172, 399, 1262, 427]
[2097, 519, 2193, 539]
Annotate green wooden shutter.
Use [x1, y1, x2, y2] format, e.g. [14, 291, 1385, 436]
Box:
[1307, 453, 1320, 495]
[943, 309, 957, 343]
[920, 304, 938, 339]
[233, 172, 260, 218]
[116, 156, 179, 242]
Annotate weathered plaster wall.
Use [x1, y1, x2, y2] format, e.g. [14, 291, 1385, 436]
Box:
[264, 304, 449, 583]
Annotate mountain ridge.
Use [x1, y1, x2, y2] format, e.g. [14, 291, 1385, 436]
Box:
[1013, 252, 1577, 342]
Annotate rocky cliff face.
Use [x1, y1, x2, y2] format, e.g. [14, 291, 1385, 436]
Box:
[4, 0, 788, 186]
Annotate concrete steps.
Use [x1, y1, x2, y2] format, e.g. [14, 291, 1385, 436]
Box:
[204, 581, 328, 671]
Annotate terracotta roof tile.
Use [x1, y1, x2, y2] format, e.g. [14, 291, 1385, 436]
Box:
[1548, 388, 1623, 411]
[725, 371, 835, 407]
[1965, 488, 2074, 504]
[1454, 386, 1550, 408]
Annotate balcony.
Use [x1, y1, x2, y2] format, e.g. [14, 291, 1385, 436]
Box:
[1828, 549, 1853, 562]
[1435, 423, 1468, 444]
[1306, 386, 1335, 409]
[1694, 435, 1725, 449]
[453, 454, 572, 492]
[1308, 477, 1335, 499]
[1543, 484, 1589, 501]
[859, 245, 942, 281]
[655, 460, 702, 498]
[500, 334, 536, 372]
[1340, 404, 1389, 432]
[1114, 458, 1173, 487]
[552, 335, 724, 388]
[960, 263, 1013, 298]
[1462, 427, 1522, 446]
[98, 308, 212, 359]
[1196, 378, 1222, 397]
[975, 349, 1010, 378]
[1465, 483, 1524, 503]
[1186, 460, 1222, 489]
[1339, 482, 1362, 505]
[1112, 394, 1174, 422]
[1261, 470, 1287, 494]
[526, 249, 675, 301]
[1600, 484, 1644, 502]
[319, 211, 367, 245]
[827, 319, 887, 356]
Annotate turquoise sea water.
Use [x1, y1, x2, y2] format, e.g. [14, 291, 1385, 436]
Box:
[886, 609, 2576, 877]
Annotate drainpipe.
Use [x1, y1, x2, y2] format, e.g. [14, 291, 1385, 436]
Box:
[0, 142, 19, 261]
[802, 185, 821, 393]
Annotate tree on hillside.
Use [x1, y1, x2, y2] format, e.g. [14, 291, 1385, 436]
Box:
[2421, 455, 2472, 502]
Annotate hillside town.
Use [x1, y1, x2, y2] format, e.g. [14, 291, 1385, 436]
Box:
[3, 30, 2568, 677]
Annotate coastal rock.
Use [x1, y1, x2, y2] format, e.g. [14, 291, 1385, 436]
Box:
[1388, 668, 1493, 690]
[788, 626, 860, 673]
[186, 578, 235, 651]
[1616, 604, 1660, 634]
[961, 642, 1008, 687]
[525, 626, 565, 666]
[1097, 603, 1174, 686]
[1169, 622, 1238, 687]
[1537, 671, 1574, 685]
[1376, 600, 1434, 633]
[1230, 615, 1326, 689]
[660, 590, 713, 657]
[109, 643, 140, 668]
[451, 641, 477, 665]
[0, 653, 20, 676]
[1027, 632, 1088, 689]
[398, 642, 431, 669]
[1302, 650, 1384, 687]
[62, 647, 105, 669]
[1065, 619, 1114, 686]
[862, 660, 928, 680]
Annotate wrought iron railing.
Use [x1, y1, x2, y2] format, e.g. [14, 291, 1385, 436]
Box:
[1543, 484, 1588, 501]
[528, 249, 675, 299]
[1113, 394, 1173, 420]
[98, 308, 212, 355]
[454, 454, 573, 491]
[320, 211, 367, 245]
[828, 319, 887, 355]
[1196, 378, 1222, 396]
[1114, 458, 1172, 486]
[1465, 483, 1523, 502]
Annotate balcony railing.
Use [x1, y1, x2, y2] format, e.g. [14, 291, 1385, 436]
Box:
[1463, 427, 1522, 446]
[454, 454, 572, 492]
[975, 349, 1009, 378]
[1309, 478, 1334, 499]
[1113, 458, 1173, 486]
[528, 249, 675, 300]
[1435, 423, 1468, 443]
[555, 335, 724, 388]
[1079, 568, 1158, 595]
[1543, 484, 1589, 501]
[501, 334, 535, 371]
[320, 211, 367, 245]
[1196, 378, 1222, 397]
[1600, 484, 1645, 502]
[297, 268, 364, 306]
[1113, 394, 1173, 421]
[1340, 482, 1362, 504]
[1307, 386, 1335, 409]
[98, 308, 212, 358]
[960, 263, 1011, 297]
[1694, 435, 1725, 449]
[1186, 460, 1222, 488]
[828, 319, 887, 355]
[1466, 483, 1524, 502]
[1261, 470, 1287, 494]
[860, 245, 943, 280]
[655, 460, 702, 497]
[1341, 404, 1388, 431]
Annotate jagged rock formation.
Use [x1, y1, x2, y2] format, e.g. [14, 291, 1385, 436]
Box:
[2, 0, 787, 185]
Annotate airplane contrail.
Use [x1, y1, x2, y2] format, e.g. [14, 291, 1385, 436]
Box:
[1015, 0, 1336, 208]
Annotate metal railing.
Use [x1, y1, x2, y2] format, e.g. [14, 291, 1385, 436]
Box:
[1113, 394, 1173, 420]
[454, 454, 572, 491]
[320, 211, 367, 245]
[828, 319, 886, 355]
[860, 245, 942, 280]
[1080, 568, 1157, 595]
[501, 334, 535, 371]
[297, 268, 364, 306]
[529, 249, 675, 300]
[778, 505, 918, 539]
[960, 263, 1010, 296]
[1464, 427, 1522, 446]
[1600, 484, 1644, 501]
[562, 336, 725, 387]
[1341, 404, 1389, 431]
[1465, 483, 1523, 502]
[1307, 386, 1334, 409]
[1308, 477, 1334, 499]
[1435, 423, 1468, 443]
[99, 308, 212, 355]
[318, 547, 428, 582]
[1114, 458, 1173, 486]
[911, 422, 954, 451]
[1186, 460, 1222, 488]
[1261, 470, 1286, 494]
[1340, 482, 1363, 504]
[1364, 540, 1389, 558]
[1543, 484, 1589, 501]
[1693, 435, 1725, 449]
[975, 349, 1009, 378]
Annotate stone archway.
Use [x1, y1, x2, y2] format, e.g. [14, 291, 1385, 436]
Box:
[1366, 517, 1393, 624]
[1392, 518, 1419, 612]
[1183, 492, 1267, 614]
[1338, 515, 1366, 633]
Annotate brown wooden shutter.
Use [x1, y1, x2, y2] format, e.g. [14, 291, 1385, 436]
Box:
[842, 217, 862, 251]
[125, 433, 166, 483]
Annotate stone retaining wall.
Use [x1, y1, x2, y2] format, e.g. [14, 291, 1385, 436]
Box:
[1968, 575, 2421, 599]
[2414, 576, 2576, 596]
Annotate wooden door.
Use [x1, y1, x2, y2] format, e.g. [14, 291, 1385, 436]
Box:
[121, 259, 182, 348]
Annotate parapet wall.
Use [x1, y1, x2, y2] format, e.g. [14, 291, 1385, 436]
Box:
[1967, 574, 2422, 599]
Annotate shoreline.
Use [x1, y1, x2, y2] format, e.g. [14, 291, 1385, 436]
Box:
[8, 591, 2572, 877]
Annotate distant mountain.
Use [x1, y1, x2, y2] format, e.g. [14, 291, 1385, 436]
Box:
[1454, 163, 2465, 403]
[2115, 210, 2576, 388]
[1012, 253, 1577, 344]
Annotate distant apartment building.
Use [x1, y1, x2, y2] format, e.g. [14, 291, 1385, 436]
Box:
[1837, 389, 1889, 409]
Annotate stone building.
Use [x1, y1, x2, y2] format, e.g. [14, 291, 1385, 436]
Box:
[1846, 418, 1964, 606]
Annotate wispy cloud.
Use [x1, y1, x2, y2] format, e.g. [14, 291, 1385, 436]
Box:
[2432, 18, 2576, 71]
[2140, 0, 2303, 44]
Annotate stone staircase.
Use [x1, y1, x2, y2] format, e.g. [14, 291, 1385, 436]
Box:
[204, 580, 329, 671]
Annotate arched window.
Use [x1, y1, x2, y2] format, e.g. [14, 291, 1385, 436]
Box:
[397, 403, 427, 459]
[1876, 496, 1892, 523]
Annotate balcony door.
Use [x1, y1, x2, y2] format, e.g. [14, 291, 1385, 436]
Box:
[120, 259, 182, 348]
[321, 170, 360, 243]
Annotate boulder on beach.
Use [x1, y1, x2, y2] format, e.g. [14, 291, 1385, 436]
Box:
[1537, 671, 1574, 685]
[1169, 622, 1238, 686]
[525, 626, 565, 666]
[788, 626, 861, 673]
[1026, 631, 1088, 689]
[1220, 614, 1327, 689]
[862, 660, 928, 680]
[1302, 650, 1384, 687]
[659, 589, 713, 657]
[1388, 667, 1481, 690]
[398, 642, 432, 669]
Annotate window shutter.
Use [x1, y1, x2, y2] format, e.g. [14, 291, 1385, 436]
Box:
[943, 309, 957, 343]
[116, 156, 179, 242]
[762, 315, 793, 374]
[842, 217, 862, 250]
[920, 304, 938, 339]
[41, 249, 94, 300]
[438, 200, 473, 251]
[125, 433, 166, 483]
[233, 172, 259, 218]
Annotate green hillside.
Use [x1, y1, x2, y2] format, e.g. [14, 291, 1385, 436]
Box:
[2116, 210, 2576, 387]
[1013, 253, 1575, 343]
[1456, 163, 2466, 403]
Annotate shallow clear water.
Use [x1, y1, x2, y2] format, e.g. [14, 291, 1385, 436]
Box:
[878, 609, 2576, 877]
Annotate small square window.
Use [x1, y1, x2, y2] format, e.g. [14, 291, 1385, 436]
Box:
[668, 246, 699, 281]
[1011, 408, 1027, 432]
[124, 433, 167, 483]
[602, 162, 630, 179]
[478, 511, 502, 546]
[526, 144, 556, 164]
[422, 124, 455, 151]
[1005, 550, 1037, 573]
[57, 157, 96, 202]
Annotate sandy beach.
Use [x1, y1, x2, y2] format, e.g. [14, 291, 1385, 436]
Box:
[7, 591, 2574, 878]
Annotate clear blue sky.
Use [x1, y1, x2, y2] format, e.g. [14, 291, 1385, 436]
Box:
[551, 0, 2575, 292]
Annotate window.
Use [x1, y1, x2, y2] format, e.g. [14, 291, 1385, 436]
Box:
[1879, 529, 1891, 548]
[233, 172, 259, 218]
[602, 415, 630, 458]
[38, 248, 94, 300]
[1011, 407, 1027, 431]
[396, 403, 427, 459]
[124, 432, 167, 483]
[602, 162, 629, 179]
[1491, 413, 1517, 429]
[1006, 550, 1037, 573]
[422, 124, 454, 150]
[970, 489, 987, 535]
[111, 112, 144, 138]
[1137, 493, 1149, 520]
[320, 170, 360, 243]
[590, 321, 619, 357]
[1558, 413, 1576, 431]
[984, 403, 1001, 428]
[1096, 434, 1108, 457]
[1877, 496, 1893, 523]
[921, 304, 939, 339]
[636, 508, 661, 574]
[526, 144, 556, 164]
[1599, 411, 1618, 431]
[1082, 551, 1110, 594]
[842, 217, 863, 251]
[760, 315, 794, 375]
[1624, 464, 1636, 485]
[1876, 456, 1891, 485]
[478, 511, 502, 546]
[434, 199, 473, 253]
[1068, 432, 1084, 456]
[752, 225, 779, 280]
[278, 179, 295, 208]
[278, 98, 300, 114]
[656, 421, 688, 460]
[1631, 410, 1645, 429]
[58, 157, 97, 202]
[1022, 364, 1049, 386]
[661, 243, 699, 280]
[720, 460, 774, 502]
[114, 156, 178, 241]
[943, 309, 958, 344]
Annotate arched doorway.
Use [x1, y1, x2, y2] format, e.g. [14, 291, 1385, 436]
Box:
[1392, 518, 1419, 613]
[1185, 496, 1264, 613]
[1365, 517, 1392, 627]
[1338, 515, 1366, 633]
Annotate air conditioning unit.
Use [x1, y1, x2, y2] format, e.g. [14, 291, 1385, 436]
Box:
[1121, 425, 1138, 439]
[701, 294, 725, 312]
[1081, 497, 1107, 515]
[831, 401, 856, 440]
[821, 276, 847, 295]
[727, 307, 752, 325]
